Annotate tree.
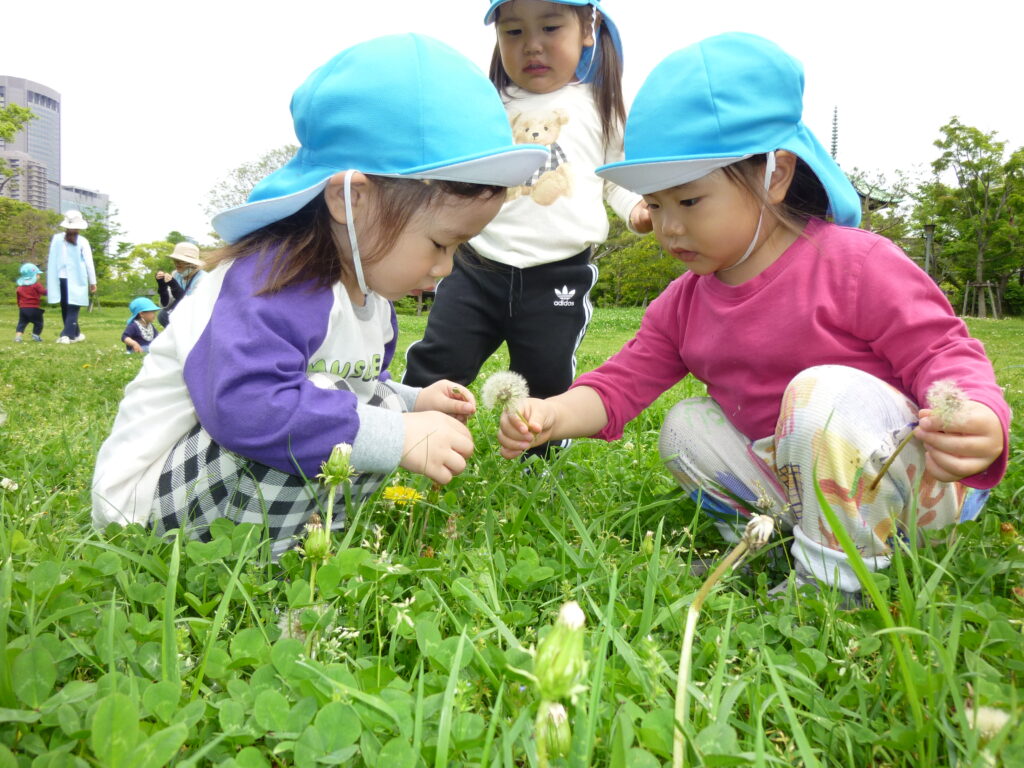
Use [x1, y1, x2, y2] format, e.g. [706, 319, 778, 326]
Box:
[78, 205, 123, 281]
[0, 197, 60, 268]
[165, 231, 189, 244]
[591, 208, 682, 307]
[203, 145, 297, 219]
[921, 118, 1024, 316]
[0, 104, 35, 195]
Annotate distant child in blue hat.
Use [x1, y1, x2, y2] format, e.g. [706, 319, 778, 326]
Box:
[497, 33, 1009, 604]
[404, 0, 651, 458]
[14, 263, 46, 342]
[93, 35, 547, 556]
[122, 297, 160, 354]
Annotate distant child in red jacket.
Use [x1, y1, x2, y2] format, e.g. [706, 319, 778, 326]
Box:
[14, 263, 46, 342]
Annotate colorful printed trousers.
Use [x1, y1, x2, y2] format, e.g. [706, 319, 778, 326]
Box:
[658, 365, 988, 591]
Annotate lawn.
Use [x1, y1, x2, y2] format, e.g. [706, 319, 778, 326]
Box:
[0, 304, 1021, 767]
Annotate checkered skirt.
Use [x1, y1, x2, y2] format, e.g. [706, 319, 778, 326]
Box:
[152, 379, 403, 558]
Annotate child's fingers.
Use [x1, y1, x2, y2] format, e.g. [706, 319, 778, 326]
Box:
[923, 449, 988, 484]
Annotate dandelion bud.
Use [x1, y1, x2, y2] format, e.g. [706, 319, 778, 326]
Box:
[539, 701, 572, 759]
[642, 531, 655, 556]
[303, 514, 331, 562]
[999, 522, 1018, 543]
[534, 601, 586, 701]
[926, 379, 968, 431]
[318, 443, 354, 487]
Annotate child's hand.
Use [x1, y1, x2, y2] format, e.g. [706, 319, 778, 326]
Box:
[496, 397, 555, 459]
[414, 380, 476, 424]
[914, 400, 1003, 482]
[126, 340, 142, 353]
[400, 411, 474, 484]
[629, 201, 653, 234]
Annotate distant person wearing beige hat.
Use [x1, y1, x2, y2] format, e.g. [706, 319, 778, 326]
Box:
[155, 241, 205, 327]
[47, 210, 96, 343]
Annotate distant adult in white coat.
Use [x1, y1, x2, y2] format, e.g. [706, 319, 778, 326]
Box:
[47, 210, 97, 343]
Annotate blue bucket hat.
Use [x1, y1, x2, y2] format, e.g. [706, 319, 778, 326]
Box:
[212, 34, 548, 243]
[127, 297, 160, 324]
[596, 32, 861, 227]
[484, 0, 623, 82]
[16, 263, 42, 287]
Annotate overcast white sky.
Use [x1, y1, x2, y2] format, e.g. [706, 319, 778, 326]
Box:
[3, 0, 1021, 246]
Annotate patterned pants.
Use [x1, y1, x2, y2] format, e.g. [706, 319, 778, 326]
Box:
[658, 365, 989, 591]
[151, 426, 387, 559]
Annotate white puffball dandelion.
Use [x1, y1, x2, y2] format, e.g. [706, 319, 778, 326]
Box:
[0, 478, 18, 492]
[926, 379, 968, 430]
[481, 371, 530, 413]
[743, 514, 775, 550]
[963, 705, 1011, 741]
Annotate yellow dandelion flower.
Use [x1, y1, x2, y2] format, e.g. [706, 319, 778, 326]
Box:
[382, 485, 425, 505]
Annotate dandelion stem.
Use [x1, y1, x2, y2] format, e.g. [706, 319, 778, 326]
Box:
[868, 427, 917, 491]
[673, 539, 751, 768]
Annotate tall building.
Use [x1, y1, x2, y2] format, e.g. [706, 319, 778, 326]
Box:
[0, 76, 62, 210]
[61, 184, 109, 218]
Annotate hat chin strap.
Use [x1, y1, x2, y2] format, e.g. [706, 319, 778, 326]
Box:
[571, 6, 599, 84]
[344, 170, 371, 297]
[720, 151, 776, 273]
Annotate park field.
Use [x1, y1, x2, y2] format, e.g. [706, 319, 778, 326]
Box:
[0, 304, 1021, 767]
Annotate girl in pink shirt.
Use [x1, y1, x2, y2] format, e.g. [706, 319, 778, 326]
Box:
[496, 33, 1009, 603]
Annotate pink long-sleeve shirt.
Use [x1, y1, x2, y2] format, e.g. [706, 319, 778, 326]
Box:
[574, 218, 1011, 488]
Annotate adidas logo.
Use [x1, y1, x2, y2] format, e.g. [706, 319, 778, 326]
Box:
[553, 285, 576, 307]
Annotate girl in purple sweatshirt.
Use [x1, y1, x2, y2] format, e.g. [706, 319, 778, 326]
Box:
[92, 35, 547, 556]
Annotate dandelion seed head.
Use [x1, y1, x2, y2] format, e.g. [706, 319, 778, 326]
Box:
[743, 514, 775, 550]
[481, 371, 529, 412]
[926, 379, 968, 430]
[0, 478, 18, 492]
[964, 705, 1011, 741]
[557, 601, 585, 631]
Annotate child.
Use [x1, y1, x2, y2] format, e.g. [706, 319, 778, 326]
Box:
[155, 241, 205, 327]
[403, 0, 650, 457]
[14, 263, 46, 342]
[497, 33, 1010, 603]
[47, 210, 96, 344]
[122, 297, 160, 353]
[92, 35, 547, 557]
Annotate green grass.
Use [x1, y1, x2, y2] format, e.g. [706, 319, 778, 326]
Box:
[0, 305, 1021, 767]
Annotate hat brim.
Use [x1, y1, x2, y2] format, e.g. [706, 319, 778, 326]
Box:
[60, 219, 88, 230]
[596, 155, 752, 195]
[212, 144, 549, 244]
[171, 254, 204, 267]
[596, 126, 861, 227]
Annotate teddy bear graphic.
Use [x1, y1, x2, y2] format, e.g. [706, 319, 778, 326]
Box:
[506, 108, 573, 206]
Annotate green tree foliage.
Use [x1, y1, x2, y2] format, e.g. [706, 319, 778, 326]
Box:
[165, 230, 189, 244]
[918, 118, 1023, 316]
[77, 206, 123, 281]
[591, 210, 682, 307]
[0, 104, 35, 195]
[0, 198, 60, 280]
[203, 145, 298, 221]
[102, 241, 176, 303]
